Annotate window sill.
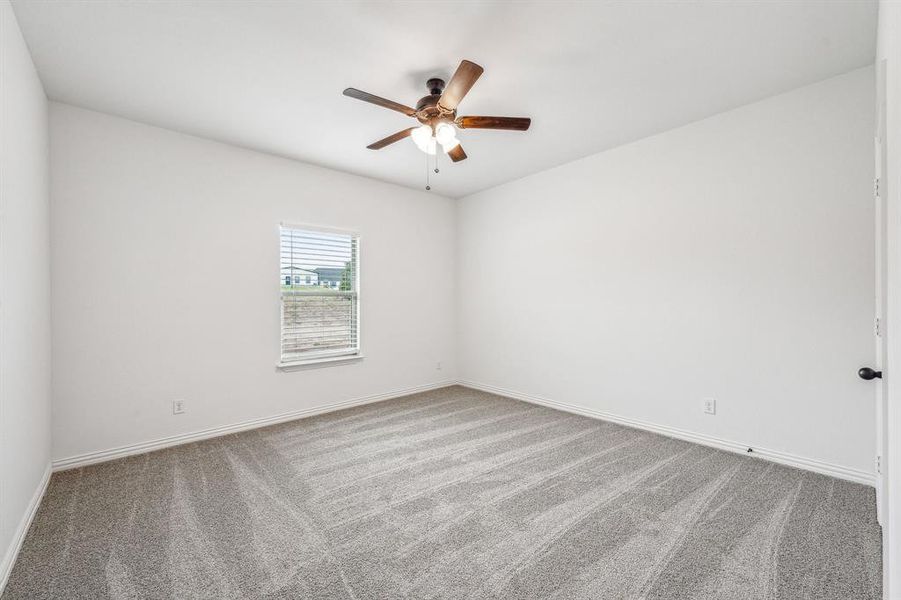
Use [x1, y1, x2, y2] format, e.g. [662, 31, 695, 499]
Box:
[277, 353, 364, 371]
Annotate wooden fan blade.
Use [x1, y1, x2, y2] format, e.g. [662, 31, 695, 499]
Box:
[367, 128, 416, 150]
[456, 116, 531, 131]
[438, 60, 484, 111]
[343, 88, 416, 117]
[447, 144, 467, 162]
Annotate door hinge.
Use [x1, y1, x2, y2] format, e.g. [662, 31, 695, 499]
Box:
[876, 454, 882, 474]
[875, 317, 882, 337]
[875, 177, 881, 197]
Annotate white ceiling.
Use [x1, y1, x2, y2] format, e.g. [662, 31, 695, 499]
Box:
[12, 0, 877, 198]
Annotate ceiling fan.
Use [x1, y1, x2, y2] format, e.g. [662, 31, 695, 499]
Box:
[343, 59, 531, 163]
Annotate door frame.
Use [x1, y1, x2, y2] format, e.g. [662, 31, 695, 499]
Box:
[876, 58, 887, 528]
[877, 1, 901, 587]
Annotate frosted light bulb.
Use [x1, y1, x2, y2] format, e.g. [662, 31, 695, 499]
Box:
[411, 125, 433, 152]
[435, 122, 457, 146]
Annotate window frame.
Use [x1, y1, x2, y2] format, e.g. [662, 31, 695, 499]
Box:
[277, 222, 362, 369]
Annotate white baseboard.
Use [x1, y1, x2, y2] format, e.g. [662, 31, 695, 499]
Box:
[50, 377, 877, 487]
[52, 380, 457, 472]
[458, 380, 876, 487]
[0, 462, 51, 596]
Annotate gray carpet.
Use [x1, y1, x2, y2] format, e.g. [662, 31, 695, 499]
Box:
[2, 385, 882, 599]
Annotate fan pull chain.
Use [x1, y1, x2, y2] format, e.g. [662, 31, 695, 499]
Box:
[425, 151, 431, 191]
[434, 150, 440, 174]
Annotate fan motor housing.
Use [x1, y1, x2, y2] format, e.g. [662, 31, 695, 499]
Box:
[416, 78, 455, 125]
[415, 94, 439, 112]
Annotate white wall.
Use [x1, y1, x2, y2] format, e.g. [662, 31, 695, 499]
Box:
[50, 103, 456, 462]
[0, 0, 51, 589]
[457, 67, 876, 477]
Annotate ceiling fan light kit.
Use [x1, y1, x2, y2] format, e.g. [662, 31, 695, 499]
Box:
[343, 59, 532, 184]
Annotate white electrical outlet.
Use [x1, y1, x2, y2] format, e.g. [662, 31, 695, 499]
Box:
[703, 398, 716, 415]
[173, 399, 186, 415]
[436, 361, 442, 371]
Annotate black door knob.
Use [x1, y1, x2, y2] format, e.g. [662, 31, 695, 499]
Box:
[858, 367, 882, 380]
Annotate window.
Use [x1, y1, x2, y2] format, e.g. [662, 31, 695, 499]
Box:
[279, 225, 359, 366]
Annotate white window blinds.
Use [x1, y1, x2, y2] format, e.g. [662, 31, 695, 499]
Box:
[279, 226, 359, 364]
